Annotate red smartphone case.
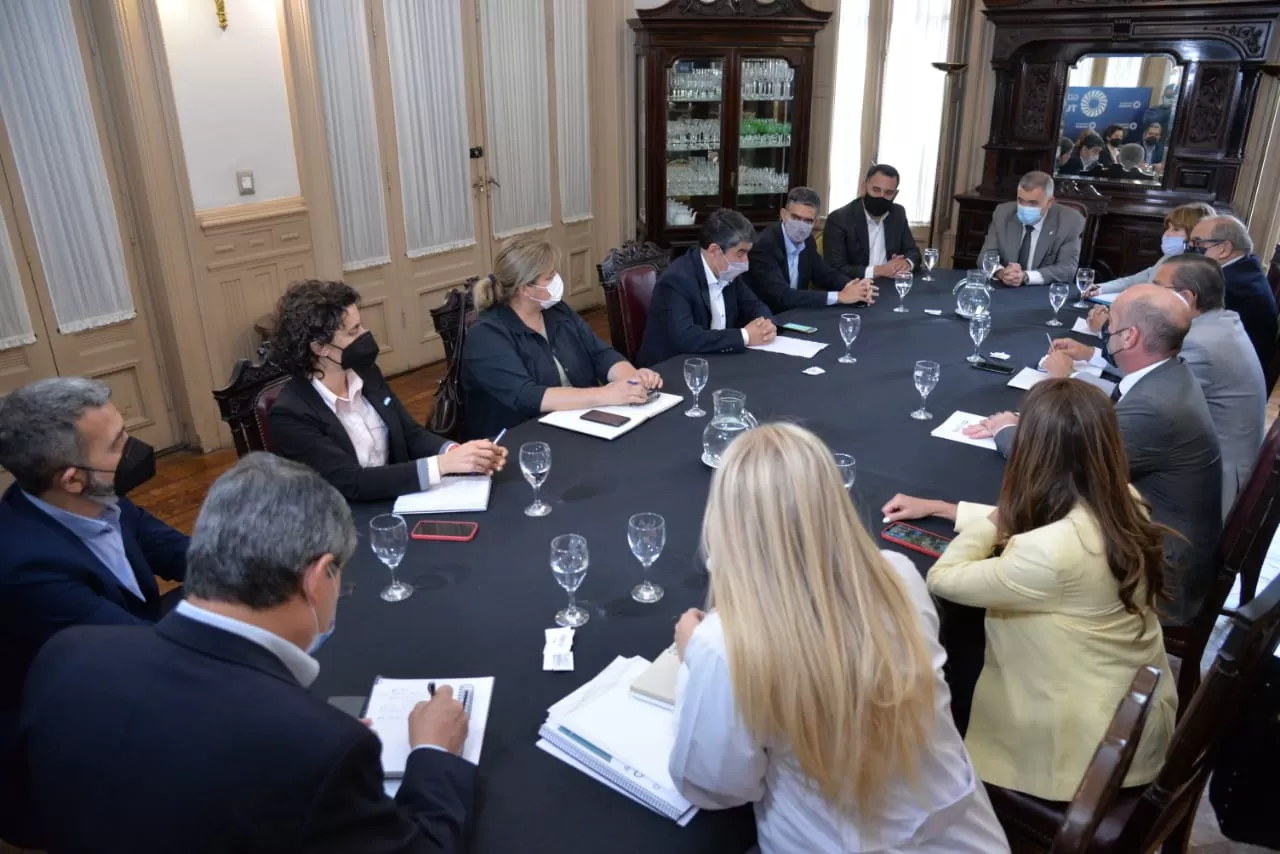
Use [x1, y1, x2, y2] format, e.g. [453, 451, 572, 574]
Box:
[880, 523, 951, 559]
[411, 521, 479, 542]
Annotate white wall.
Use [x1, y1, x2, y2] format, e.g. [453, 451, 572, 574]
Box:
[157, 0, 300, 209]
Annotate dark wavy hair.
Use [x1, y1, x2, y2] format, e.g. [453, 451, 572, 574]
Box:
[268, 280, 360, 379]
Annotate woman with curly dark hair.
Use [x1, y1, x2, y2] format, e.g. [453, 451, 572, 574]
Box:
[880, 378, 1177, 802]
[267, 280, 505, 502]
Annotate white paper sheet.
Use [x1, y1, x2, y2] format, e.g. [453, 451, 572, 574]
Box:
[367, 676, 494, 775]
[1035, 354, 1104, 377]
[748, 336, 828, 358]
[929, 410, 999, 452]
[536, 739, 698, 826]
[538, 392, 682, 440]
[1011, 364, 1115, 396]
[1008, 366, 1048, 391]
[1071, 317, 1101, 338]
[392, 475, 491, 515]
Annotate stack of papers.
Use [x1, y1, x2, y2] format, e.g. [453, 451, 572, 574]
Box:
[538, 392, 683, 440]
[929, 411, 999, 452]
[629, 645, 681, 710]
[393, 475, 491, 515]
[748, 336, 828, 358]
[536, 656, 697, 825]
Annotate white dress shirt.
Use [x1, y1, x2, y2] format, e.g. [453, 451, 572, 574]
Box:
[669, 551, 1010, 853]
[312, 371, 441, 490]
[864, 211, 888, 279]
[701, 253, 751, 346]
[176, 600, 320, 687]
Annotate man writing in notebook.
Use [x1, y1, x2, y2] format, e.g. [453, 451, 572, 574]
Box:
[17, 453, 475, 854]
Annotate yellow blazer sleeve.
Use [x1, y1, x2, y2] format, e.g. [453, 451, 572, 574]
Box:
[927, 507, 1069, 612]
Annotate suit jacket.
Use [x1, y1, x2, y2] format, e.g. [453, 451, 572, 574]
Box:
[995, 360, 1222, 626]
[18, 613, 475, 853]
[0, 486, 187, 844]
[1180, 309, 1267, 515]
[744, 222, 850, 313]
[927, 497, 1177, 801]
[636, 246, 771, 367]
[1220, 254, 1277, 369]
[822, 198, 921, 278]
[979, 201, 1084, 285]
[270, 364, 449, 502]
[1060, 154, 1089, 175]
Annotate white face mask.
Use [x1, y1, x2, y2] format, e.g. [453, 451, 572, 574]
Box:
[532, 273, 564, 310]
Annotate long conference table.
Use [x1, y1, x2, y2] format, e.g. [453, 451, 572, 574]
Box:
[310, 269, 1091, 853]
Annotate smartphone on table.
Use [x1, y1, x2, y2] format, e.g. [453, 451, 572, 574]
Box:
[881, 522, 953, 558]
[971, 358, 1016, 376]
[581, 410, 631, 428]
[411, 520, 480, 542]
[781, 322, 818, 334]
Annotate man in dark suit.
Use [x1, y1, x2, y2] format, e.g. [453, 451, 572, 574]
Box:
[744, 186, 877, 314]
[1188, 214, 1277, 368]
[637, 208, 775, 367]
[1060, 133, 1105, 176]
[980, 171, 1085, 287]
[0, 377, 184, 847]
[971, 285, 1222, 626]
[19, 453, 475, 853]
[823, 163, 921, 280]
[1140, 121, 1168, 167]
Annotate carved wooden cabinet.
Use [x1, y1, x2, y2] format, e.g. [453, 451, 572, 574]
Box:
[629, 0, 831, 250]
[953, 0, 1280, 279]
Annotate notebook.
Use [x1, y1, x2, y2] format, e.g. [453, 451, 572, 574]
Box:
[1088, 292, 1119, 306]
[537, 392, 683, 440]
[392, 475, 491, 515]
[629, 645, 681, 710]
[364, 676, 494, 777]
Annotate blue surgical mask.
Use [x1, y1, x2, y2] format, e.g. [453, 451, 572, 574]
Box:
[307, 571, 340, 655]
[1161, 235, 1186, 257]
[1016, 204, 1041, 226]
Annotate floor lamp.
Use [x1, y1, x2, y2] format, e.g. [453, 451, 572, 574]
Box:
[926, 61, 969, 256]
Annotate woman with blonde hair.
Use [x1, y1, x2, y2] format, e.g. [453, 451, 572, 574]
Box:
[461, 236, 662, 438]
[669, 423, 1008, 853]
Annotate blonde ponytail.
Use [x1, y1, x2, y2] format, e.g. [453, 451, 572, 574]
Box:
[473, 274, 498, 311]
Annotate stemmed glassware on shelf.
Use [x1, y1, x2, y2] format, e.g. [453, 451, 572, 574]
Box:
[922, 248, 939, 281]
[370, 514, 412, 603]
[911, 361, 940, 421]
[520, 441, 552, 517]
[627, 513, 666, 604]
[684, 357, 709, 417]
[1074, 267, 1096, 309]
[668, 66, 722, 101]
[968, 314, 992, 364]
[740, 59, 795, 100]
[550, 534, 590, 628]
[893, 270, 913, 313]
[1047, 282, 1070, 327]
[838, 313, 861, 364]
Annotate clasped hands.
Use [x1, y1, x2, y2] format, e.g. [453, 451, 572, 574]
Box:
[871, 255, 913, 278]
[838, 278, 878, 306]
[994, 262, 1027, 287]
[745, 316, 777, 346]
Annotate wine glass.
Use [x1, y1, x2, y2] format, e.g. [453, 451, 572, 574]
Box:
[684, 357, 709, 417]
[838, 313, 861, 364]
[833, 453, 856, 491]
[921, 248, 939, 281]
[628, 513, 666, 604]
[370, 514, 412, 603]
[1073, 267, 1096, 309]
[968, 314, 992, 364]
[911, 360, 940, 421]
[550, 534, 590, 628]
[1047, 282, 1070, 327]
[981, 250, 1001, 281]
[893, 270, 913, 313]
[520, 441, 552, 517]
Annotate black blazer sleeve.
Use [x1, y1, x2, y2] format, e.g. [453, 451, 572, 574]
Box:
[371, 372, 449, 458]
[806, 241, 851, 292]
[891, 208, 922, 269]
[303, 730, 475, 854]
[269, 390, 423, 503]
[731, 277, 772, 324]
[823, 207, 866, 279]
[127, 501, 189, 582]
[746, 235, 829, 313]
[567, 308, 627, 381]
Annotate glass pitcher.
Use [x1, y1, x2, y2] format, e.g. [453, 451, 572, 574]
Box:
[956, 281, 991, 319]
[701, 389, 758, 468]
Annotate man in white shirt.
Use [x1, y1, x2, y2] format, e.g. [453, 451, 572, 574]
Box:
[978, 171, 1085, 287]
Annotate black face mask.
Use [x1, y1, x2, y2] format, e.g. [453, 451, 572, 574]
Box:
[79, 436, 157, 498]
[1186, 244, 1207, 256]
[1144, 136, 1159, 145]
[862, 195, 892, 217]
[329, 331, 379, 370]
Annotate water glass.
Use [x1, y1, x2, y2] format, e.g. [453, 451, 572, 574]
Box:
[1047, 282, 1070, 327]
[1074, 267, 1096, 309]
[911, 360, 940, 421]
[968, 314, 992, 364]
[628, 513, 666, 604]
[684, 357, 709, 417]
[550, 534, 590, 628]
[980, 250, 1001, 280]
[520, 441, 552, 517]
[370, 514, 412, 603]
[893, 270, 913, 313]
[838, 313, 861, 364]
[833, 453, 856, 491]
[922, 248, 939, 281]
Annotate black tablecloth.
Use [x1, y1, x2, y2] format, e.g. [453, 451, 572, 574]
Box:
[311, 270, 1091, 853]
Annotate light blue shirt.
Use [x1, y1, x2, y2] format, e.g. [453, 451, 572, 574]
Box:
[23, 491, 143, 601]
[785, 235, 840, 305]
[176, 600, 320, 687]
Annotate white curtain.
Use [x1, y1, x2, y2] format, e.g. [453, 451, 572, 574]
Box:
[1068, 58, 1095, 87]
[0, 205, 36, 351]
[828, 0, 870, 210]
[480, 0, 552, 238]
[311, 0, 390, 272]
[383, 0, 475, 257]
[553, 0, 592, 223]
[876, 0, 952, 224]
[0, 0, 135, 333]
[1104, 56, 1143, 87]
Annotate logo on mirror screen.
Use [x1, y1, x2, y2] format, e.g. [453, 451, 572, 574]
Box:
[1081, 90, 1109, 118]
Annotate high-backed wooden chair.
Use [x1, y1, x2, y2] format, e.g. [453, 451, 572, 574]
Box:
[598, 241, 671, 365]
[212, 356, 290, 457]
[1052, 191, 1112, 281]
[987, 575, 1280, 854]
[987, 666, 1162, 853]
[428, 276, 480, 368]
[425, 277, 480, 440]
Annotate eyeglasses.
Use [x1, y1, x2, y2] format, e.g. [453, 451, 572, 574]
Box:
[1104, 325, 1133, 342]
[1188, 238, 1226, 249]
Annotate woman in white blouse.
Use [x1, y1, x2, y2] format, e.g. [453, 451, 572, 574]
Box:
[669, 423, 1008, 853]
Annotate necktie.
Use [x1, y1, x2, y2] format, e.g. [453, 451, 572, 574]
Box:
[1110, 384, 1122, 403]
[1017, 225, 1034, 270]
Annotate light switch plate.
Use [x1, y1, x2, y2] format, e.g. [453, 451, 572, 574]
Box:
[236, 170, 255, 196]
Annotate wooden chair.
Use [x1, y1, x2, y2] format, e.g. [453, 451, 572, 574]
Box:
[598, 241, 671, 364]
[427, 276, 480, 368]
[986, 665, 1162, 853]
[988, 574, 1280, 854]
[211, 356, 290, 457]
[426, 278, 480, 440]
[1163, 416, 1280, 711]
[1052, 192, 1113, 281]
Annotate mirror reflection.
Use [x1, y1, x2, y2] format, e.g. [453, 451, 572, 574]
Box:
[1054, 54, 1182, 185]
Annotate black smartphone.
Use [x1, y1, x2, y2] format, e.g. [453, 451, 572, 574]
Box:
[971, 359, 1016, 376]
[881, 522, 953, 558]
[581, 410, 631, 428]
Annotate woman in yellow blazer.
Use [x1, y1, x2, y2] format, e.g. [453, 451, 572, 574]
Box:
[881, 377, 1178, 802]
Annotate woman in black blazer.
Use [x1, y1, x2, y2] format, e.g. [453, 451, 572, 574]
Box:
[267, 280, 506, 502]
[460, 236, 662, 439]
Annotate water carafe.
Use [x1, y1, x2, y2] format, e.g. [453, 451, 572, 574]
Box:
[701, 389, 758, 468]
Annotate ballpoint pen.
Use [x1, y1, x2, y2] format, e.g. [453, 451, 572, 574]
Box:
[492, 428, 506, 445]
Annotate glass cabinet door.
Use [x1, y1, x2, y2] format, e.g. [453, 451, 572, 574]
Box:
[736, 56, 797, 208]
[664, 57, 726, 230]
